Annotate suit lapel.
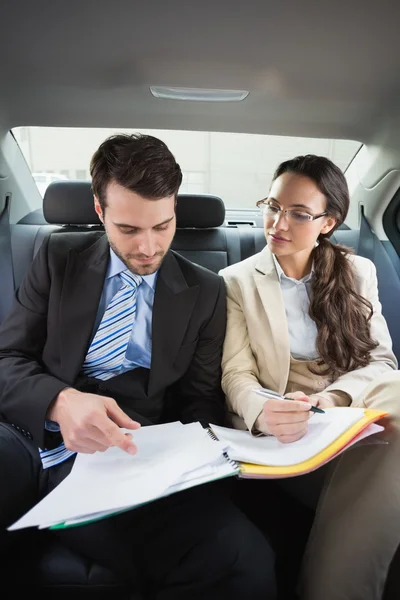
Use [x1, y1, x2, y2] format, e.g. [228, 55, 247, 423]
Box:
[59, 234, 109, 383]
[148, 251, 199, 396]
[253, 247, 291, 393]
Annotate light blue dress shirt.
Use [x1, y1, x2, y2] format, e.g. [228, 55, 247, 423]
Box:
[272, 254, 318, 360]
[91, 248, 157, 373]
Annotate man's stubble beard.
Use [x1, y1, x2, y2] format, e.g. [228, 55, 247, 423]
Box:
[108, 239, 171, 276]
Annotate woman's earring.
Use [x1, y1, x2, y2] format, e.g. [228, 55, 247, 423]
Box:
[314, 239, 320, 248]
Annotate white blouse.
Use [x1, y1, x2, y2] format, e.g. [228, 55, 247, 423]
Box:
[272, 254, 318, 361]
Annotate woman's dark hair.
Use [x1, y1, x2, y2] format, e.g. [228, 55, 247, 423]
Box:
[90, 133, 182, 211]
[272, 154, 378, 378]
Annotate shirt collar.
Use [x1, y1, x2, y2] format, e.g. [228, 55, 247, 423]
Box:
[106, 248, 158, 290]
[272, 253, 314, 284]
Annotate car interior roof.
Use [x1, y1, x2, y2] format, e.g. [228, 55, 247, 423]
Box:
[1, 0, 400, 143]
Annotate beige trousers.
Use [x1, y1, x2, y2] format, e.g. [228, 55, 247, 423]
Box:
[299, 370, 400, 600]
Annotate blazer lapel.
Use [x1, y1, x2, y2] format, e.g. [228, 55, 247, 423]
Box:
[148, 251, 199, 396]
[59, 234, 109, 383]
[253, 247, 291, 393]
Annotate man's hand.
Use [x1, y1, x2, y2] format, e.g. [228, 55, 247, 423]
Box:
[47, 388, 141, 454]
[255, 390, 314, 443]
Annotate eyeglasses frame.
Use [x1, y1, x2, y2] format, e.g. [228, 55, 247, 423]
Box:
[256, 199, 328, 223]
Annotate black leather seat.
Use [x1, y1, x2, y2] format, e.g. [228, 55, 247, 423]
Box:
[2, 528, 130, 598]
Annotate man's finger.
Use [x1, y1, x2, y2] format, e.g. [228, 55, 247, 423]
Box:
[96, 417, 138, 454]
[114, 433, 137, 455]
[86, 423, 132, 450]
[64, 439, 109, 453]
[106, 399, 142, 431]
[108, 424, 138, 454]
[88, 425, 136, 454]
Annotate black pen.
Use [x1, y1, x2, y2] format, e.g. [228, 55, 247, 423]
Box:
[252, 388, 325, 414]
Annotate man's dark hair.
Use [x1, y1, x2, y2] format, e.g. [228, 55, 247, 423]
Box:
[90, 133, 182, 210]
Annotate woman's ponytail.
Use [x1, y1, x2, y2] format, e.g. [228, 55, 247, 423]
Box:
[310, 238, 378, 378]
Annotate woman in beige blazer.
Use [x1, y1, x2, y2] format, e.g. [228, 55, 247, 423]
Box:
[220, 154, 400, 600]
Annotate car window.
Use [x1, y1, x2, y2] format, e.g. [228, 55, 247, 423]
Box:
[13, 126, 361, 209]
[33, 174, 46, 183]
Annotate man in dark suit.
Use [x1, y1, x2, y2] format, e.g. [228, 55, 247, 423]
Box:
[0, 134, 276, 599]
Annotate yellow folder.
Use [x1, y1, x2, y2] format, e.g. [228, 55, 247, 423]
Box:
[238, 408, 388, 479]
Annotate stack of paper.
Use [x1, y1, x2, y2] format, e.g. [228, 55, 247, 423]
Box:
[8, 421, 238, 531]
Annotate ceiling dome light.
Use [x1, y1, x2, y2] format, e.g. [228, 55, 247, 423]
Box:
[150, 86, 249, 102]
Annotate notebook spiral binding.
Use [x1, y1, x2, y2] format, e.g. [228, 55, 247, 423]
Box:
[206, 426, 219, 442]
[206, 427, 240, 471]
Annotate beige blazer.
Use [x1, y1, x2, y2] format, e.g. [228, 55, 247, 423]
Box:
[219, 246, 398, 432]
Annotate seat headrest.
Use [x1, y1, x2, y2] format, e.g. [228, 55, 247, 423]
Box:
[176, 194, 225, 228]
[44, 181, 100, 225]
[43, 181, 225, 228]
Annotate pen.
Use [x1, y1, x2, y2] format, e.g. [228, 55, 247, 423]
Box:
[252, 388, 325, 414]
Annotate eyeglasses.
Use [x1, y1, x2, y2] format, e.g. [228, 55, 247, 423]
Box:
[256, 200, 328, 224]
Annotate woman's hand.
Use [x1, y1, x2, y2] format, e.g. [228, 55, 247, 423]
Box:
[309, 394, 336, 409]
[255, 390, 314, 443]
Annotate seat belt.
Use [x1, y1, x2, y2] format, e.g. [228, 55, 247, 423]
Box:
[0, 195, 15, 323]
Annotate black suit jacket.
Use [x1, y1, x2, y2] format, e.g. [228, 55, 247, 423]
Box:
[0, 232, 227, 448]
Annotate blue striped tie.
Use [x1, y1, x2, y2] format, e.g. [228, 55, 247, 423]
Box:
[82, 270, 143, 380]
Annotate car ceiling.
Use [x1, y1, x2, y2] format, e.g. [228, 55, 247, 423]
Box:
[1, 0, 400, 142]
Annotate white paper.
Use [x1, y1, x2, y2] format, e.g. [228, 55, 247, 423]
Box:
[8, 421, 230, 531]
[211, 407, 381, 466]
[62, 455, 238, 527]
